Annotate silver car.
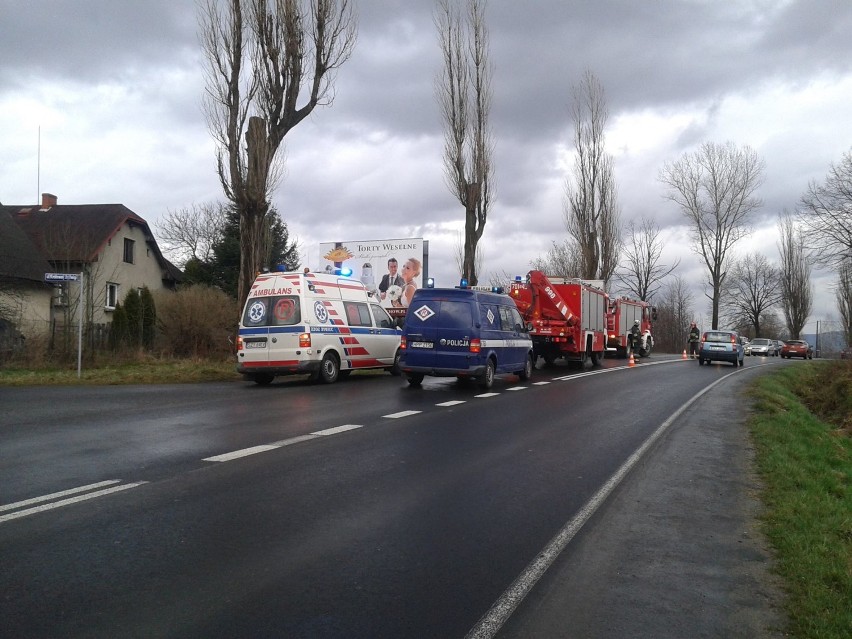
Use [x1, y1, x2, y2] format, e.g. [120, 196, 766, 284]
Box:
[749, 337, 773, 356]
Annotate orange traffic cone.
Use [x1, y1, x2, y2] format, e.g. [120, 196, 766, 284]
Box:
[682, 349, 688, 360]
[628, 352, 636, 367]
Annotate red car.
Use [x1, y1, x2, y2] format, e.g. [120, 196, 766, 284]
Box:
[780, 340, 813, 359]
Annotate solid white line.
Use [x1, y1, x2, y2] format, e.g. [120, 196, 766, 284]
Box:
[465, 368, 741, 639]
[474, 392, 500, 398]
[0, 482, 148, 524]
[0, 480, 122, 512]
[436, 400, 466, 407]
[203, 444, 281, 462]
[383, 411, 421, 419]
[312, 424, 364, 435]
[270, 434, 321, 447]
[506, 386, 527, 391]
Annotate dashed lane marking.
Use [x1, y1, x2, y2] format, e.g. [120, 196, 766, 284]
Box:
[436, 400, 466, 407]
[204, 444, 281, 462]
[383, 410, 422, 419]
[312, 424, 363, 436]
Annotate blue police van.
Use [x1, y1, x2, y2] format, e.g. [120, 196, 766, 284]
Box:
[398, 287, 534, 389]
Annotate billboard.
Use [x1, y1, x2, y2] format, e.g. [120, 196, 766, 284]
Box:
[318, 238, 427, 313]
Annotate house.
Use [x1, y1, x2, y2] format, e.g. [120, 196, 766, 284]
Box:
[0, 193, 181, 344]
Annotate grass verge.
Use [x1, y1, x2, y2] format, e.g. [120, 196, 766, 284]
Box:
[748, 361, 852, 638]
[0, 358, 241, 386]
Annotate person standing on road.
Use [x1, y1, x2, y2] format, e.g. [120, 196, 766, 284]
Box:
[688, 321, 700, 359]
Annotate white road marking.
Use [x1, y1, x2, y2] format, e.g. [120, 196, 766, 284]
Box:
[465, 365, 739, 639]
[203, 444, 281, 462]
[0, 480, 121, 512]
[312, 424, 363, 436]
[436, 400, 466, 407]
[270, 434, 321, 447]
[532, 381, 551, 385]
[0, 482, 148, 524]
[383, 410, 422, 419]
[474, 392, 500, 398]
[506, 386, 527, 391]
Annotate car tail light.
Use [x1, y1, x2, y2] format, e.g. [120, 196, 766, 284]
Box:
[470, 338, 481, 353]
[299, 333, 311, 348]
[731, 334, 737, 345]
[400, 336, 407, 350]
[237, 336, 244, 351]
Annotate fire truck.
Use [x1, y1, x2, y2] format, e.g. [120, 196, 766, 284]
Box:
[508, 271, 608, 366]
[607, 296, 656, 358]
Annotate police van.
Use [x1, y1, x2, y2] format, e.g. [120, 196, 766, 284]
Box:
[398, 286, 534, 389]
[237, 270, 401, 385]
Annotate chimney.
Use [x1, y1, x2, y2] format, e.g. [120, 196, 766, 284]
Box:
[41, 193, 57, 208]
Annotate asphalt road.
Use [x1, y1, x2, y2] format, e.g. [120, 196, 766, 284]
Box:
[0, 355, 788, 638]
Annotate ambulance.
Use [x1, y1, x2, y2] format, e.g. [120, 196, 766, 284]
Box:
[236, 270, 401, 385]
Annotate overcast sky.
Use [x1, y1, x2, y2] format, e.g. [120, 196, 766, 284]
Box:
[2, 0, 850, 334]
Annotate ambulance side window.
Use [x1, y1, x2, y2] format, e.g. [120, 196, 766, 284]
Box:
[370, 304, 394, 329]
[345, 302, 372, 327]
[243, 298, 270, 327]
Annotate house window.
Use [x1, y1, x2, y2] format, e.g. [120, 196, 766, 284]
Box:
[124, 238, 135, 264]
[106, 283, 119, 310]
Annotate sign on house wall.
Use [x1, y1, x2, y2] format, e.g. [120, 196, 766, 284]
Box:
[317, 238, 427, 312]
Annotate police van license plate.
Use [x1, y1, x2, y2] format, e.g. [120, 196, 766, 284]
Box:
[246, 341, 267, 349]
[410, 341, 433, 349]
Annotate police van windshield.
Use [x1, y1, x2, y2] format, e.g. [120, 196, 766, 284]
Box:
[242, 296, 302, 327]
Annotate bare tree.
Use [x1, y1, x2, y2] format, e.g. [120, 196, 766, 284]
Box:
[435, 0, 494, 286]
[530, 239, 582, 278]
[653, 275, 694, 353]
[837, 259, 852, 347]
[564, 70, 621, 289]
[614, 216, 680, 301]
[659, 141, 765, 329]
[720, 253, 782, 337]
[798, 147, 852, 269]
[156, 202, 228, 267]
[453, 230, 483, 284]
[199, 0, 357, 308]
[777, 212, 812, 339]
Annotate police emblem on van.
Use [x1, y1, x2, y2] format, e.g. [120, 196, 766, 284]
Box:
[413, 305, 436, 321]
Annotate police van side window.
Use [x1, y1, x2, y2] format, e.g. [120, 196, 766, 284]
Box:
[437, 301, 473, 328]
[370, 304, 394, 329]
[480, 304, 499, 329]
[510, 306, 525, 331]
[345, 302, 372, 327]
[499, 306, 516, 331]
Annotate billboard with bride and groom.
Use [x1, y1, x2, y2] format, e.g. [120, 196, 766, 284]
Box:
[318, 238, 428, 313]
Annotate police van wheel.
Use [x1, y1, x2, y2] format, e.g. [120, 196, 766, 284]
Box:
[407, 373, 424, 386]
[518, 354, 533, 381]
[319, 352, 340, 384]
[479, 359, 495, 390]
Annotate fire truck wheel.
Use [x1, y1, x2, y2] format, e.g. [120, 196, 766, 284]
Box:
[407, 373, 424, 386]
[518, 354, 533, 380]
[591, 351, 602, 366]
[479, 359, 496, 390]
[319, 352, 340, 384]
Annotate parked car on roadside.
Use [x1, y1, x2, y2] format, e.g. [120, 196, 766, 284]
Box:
[780, 340, 813, 359]
[698, 330, 745, 367]
[748, 337, 774, 357]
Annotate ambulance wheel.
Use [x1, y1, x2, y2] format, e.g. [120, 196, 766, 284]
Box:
[407, 373, 424, 386]
[338, 369, 351, 379]
[479, 359, 496, 390]
[253, 373, 274, 386]
[518, 353, 533, 381]
[319, 352, 340, 384]
[389, 350, 402, 376]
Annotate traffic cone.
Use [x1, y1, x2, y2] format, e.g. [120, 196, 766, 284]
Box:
[628, 352, 636, 367]
[682, 349, 688, 360]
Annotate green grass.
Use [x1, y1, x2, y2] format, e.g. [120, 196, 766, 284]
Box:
[0, 357, 241, 385]
[748, 361, 852, 638]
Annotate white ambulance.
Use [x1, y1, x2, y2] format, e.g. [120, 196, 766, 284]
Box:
[236, 270, 401, 385]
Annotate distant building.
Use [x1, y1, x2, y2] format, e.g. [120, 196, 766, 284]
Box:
[0, 193, 181, 346]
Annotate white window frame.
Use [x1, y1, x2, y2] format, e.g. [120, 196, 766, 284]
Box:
[105, 282, 119, 311]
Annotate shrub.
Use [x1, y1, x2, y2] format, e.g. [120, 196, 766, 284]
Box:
[155, 285, 238, 358]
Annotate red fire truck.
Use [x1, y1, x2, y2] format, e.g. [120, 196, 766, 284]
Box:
[508, 271, 607, 366]
[607, 296, 656, 358]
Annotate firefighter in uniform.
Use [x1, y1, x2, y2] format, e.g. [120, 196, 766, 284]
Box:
[688, 321, 700, 359]
[629, 319, 641, 354]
